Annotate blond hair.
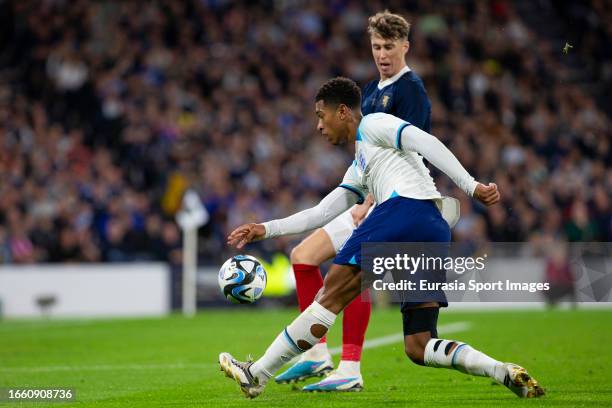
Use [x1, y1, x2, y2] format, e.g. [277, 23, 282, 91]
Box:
[367, 10, 410, 40]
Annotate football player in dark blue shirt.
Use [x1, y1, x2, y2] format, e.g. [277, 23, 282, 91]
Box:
[362, 39, 431, 131]
[275, 11, 433, 392]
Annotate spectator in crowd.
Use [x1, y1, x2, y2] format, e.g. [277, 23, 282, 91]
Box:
[0, 0, 610, 266]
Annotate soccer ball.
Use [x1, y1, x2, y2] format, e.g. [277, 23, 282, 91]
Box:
[218, 255, 267, 304]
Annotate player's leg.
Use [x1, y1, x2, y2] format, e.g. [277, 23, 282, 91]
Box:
[394, 198, 544, 398]
[302, 287, 370, 392]
[275, 228, 337, 383]
[303, 204, 373, 391]
[291, 228, 338, 315]
[401, 303, 545, 398]
[219, 205, 381, 398]
[300, 208, 374, 392]
[291, 209, 354, 317]
[219, 198, 403, 398]
[279, 209, 373, 389]
[219, 262, 362, 398]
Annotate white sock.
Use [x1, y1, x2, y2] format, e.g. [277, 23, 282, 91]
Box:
[424, 339, 505, 382]
[301, 342, 331, 361]
[250, 302, 336, 384]
[337, 360, 361, 376]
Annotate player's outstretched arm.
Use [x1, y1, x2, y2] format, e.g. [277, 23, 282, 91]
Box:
[400, 125, 500, 206]
[227, 223, 266, 249]
[226, 186, 359, 249]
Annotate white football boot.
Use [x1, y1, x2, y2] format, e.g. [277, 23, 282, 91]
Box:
[219, 352, 265, 399]
[302, 361, 363, 392]
[302, 370, 363, 392]
[500, 363, 545, 398]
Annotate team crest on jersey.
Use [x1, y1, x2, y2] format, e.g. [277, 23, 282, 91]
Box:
[357, 151, 367, 171]
[382, 95, 390, 108]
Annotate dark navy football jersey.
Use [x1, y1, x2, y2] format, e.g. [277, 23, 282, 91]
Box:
[361, 68, 431, 133]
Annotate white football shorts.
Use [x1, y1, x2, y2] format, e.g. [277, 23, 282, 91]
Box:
[322, 207, 355, 253]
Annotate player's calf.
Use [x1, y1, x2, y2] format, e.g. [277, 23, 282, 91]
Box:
[317, 264, 362, 314]
[403, 331, 430, 365]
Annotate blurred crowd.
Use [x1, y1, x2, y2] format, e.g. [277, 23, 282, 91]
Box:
[0, 0, 610, 265]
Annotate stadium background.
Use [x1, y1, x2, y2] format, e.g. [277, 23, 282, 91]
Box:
[1, 0, 610, 265]
[2, 0, 610, 309]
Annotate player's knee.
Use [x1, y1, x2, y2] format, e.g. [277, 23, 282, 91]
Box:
[290, 242, 315, 265]
[402, 307, 439, 365]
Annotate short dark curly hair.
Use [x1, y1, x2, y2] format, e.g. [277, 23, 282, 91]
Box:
[315, 77, 362, 110]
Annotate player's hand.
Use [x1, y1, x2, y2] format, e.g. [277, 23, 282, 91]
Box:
[227, 223, 266, 249]
[350, 193, 375, 227]
[473, 183, 500, 206]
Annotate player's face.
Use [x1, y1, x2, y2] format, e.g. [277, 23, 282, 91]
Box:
[371, 34, 409, 80]
[315, 100, 349, 145]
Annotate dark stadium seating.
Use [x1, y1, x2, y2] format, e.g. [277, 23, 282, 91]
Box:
[0, 0, 609, 265]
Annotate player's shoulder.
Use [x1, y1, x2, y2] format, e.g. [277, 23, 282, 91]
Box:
[395, 71, 428, 95]
[358, 112, 405, 141]
[397, 70, 425, 86]
[360, 112, 393, 127]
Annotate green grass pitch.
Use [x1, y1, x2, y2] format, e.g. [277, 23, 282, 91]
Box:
[1, 308, 611, 407]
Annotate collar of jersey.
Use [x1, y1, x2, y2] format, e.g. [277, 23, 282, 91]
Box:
[377, 66, 411, 90]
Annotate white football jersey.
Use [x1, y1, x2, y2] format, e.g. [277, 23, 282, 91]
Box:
[340, 112, 442, 205]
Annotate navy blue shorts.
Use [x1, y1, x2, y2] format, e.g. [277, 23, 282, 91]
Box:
[334, 196, 451, 309]
[334, 196, 451, 266]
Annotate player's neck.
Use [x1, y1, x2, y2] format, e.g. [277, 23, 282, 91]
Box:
[348, 112, 363, 143]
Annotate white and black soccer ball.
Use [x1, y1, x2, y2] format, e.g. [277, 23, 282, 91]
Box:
[218, 255, 267, 304]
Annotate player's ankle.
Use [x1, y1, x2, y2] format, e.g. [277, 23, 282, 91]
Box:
[250, 362, 271, 385]
[337, 360, 361, 376]
[492, 362, 507, 383]
[301, 342, 330, 361]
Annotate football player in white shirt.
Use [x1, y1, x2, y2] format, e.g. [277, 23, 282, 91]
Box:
[276, 11, 434, 391]
[220, 77, 544, 400]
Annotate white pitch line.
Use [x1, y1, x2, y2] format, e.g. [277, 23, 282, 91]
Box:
[0, 321, 471, 373]
[0, 363, 215, 373]
[328, 321, 471, 355]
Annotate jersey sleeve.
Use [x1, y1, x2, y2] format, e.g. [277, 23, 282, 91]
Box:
[338, 162, 367, 204]
[358, 113, 411, 150]
[394, 79, 432, 132]
[399, 125, 479, 196]
[262, 186, 359, 239]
